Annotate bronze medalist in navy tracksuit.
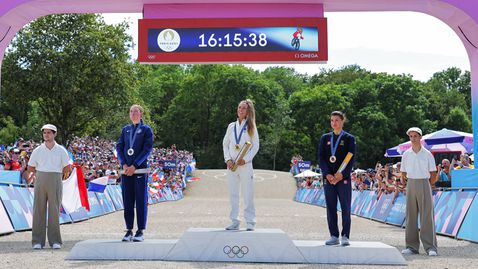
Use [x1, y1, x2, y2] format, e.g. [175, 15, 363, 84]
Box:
[318, 131, 356, 239]
[116, 120, 153, 231]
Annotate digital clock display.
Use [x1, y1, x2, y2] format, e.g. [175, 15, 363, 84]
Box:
[138, 18, 327, 63]
[147, 27, 318, 52]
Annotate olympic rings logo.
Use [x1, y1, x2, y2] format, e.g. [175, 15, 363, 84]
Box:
[223, 245, 249, 258]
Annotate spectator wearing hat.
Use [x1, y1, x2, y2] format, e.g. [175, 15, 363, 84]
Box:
[4, 148, 23, 171]
[400, 127, 438, 256]
[27, 124, 71, 250]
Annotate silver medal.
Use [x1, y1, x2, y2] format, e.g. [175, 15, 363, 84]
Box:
[127, 148, 134, 156]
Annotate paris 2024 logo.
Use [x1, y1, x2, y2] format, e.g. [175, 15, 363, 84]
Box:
[157, 29, 180, 52]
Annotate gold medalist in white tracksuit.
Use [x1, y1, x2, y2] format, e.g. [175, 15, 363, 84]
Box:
[223, 119, 260, 227]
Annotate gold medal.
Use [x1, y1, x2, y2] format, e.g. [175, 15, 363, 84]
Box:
[235, 144, 240, 151]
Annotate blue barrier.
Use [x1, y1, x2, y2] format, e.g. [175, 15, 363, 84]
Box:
[359, 191, 378, 218]
[457, 193, 478, 242]
[451, 169, 478, 188]
[385, 193, 406, 226]
[0, 185, 33, 231]
[106, 185, 124, 210]
[86, 191, 105, 218]
[68, 207, 89, 222]
[371, 193, 395, 222]
[0, 161, 188, 234]
[433, 190, 476, 237]
[95, 191, 115, 214]
[0, 198, 15, 234]
[295, 188, 478, 243]
[0, 170, 21, 185]
[351, 191, 368, 215]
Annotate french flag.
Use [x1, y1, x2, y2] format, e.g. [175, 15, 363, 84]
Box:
[62, 164, 90, 212]
[88, 176, 108, 193]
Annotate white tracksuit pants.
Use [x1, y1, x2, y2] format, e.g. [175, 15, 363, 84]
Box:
[227, 162, 256, 225]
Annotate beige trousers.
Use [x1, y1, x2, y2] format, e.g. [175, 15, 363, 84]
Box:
[32, 171, 63, 247]
[405, 178, 438, 253]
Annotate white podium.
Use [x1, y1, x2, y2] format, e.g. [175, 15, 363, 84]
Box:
[67, 228, 406, 265]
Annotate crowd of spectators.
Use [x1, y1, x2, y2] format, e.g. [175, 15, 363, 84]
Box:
[0, 136, 194, 189]
[293, 153, 475, 204]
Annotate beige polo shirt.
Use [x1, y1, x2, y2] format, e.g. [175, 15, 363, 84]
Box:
[400, 146, 436, 179]
[28, 142, 70, 173]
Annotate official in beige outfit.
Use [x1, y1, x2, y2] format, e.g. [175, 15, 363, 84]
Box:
[27, 124, 71, 250]
[400, 127, 438, 256]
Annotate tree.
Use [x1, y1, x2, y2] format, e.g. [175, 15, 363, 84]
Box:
[2, 14, 138, 143]
[289, 84, 349, 164]
[137, 64, 185, 134]
[262, 66, 305, 98]
[0, 116, 20, 145]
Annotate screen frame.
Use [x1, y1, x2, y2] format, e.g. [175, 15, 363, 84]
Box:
[138, 17, 327, 64]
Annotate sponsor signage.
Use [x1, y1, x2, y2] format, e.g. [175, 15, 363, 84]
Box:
[164, 160, 177, 169]
[298, 161, 311, 172]
[138, 17, 327, 63]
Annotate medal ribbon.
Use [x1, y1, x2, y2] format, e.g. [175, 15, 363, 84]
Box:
[129, 121, 143, 151]
[330, 131, 344, 158]
[234, 120, 247, 146]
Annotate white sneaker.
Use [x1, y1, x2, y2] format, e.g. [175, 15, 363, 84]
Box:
[428, 250, 438, 256]
[325, 236, 340, 246]
[401, 248, 418, 255]
[52, 243, 61, 249]
[246, 223, 255, 231]
[341, 236, 350, 246]
[32, 244, 42, 250]
[225, 222, 240, 230]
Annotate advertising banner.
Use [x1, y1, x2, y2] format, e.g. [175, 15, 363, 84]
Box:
[0, 199, 14, 234]
[86, 191, 105, 218]
[385, 193, 406, 226]
[106, 185, 124, 210]
[371, 193, 395, 222]
[434, 190, 476, 236]
[0, 185, 33, 231]
[457, 194, 478, 242]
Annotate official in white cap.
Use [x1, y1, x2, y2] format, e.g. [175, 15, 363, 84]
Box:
[400, 127, 438, 256]
[28, 124, 71, 250]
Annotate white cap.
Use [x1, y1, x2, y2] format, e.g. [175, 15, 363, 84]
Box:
[406, 127, 422, 136]
[41, 124, 57, 132]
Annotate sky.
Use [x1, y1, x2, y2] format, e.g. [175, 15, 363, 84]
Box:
[102, 11, 470, 82]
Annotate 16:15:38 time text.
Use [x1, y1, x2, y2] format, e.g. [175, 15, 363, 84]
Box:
[198, 33, 268, 48]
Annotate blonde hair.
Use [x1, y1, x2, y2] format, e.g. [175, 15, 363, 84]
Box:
[239, 99, 256, 136]
[130, 104, 144, 114]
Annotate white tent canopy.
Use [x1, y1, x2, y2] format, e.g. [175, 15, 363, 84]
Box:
[294, 170, 321, 178]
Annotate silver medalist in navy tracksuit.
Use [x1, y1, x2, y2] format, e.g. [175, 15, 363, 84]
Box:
[116, 120, 153, 231]
[318, 131, 356, 239]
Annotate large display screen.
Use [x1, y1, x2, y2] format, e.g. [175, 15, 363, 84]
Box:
[138, 18, 327, 63]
